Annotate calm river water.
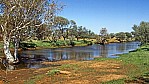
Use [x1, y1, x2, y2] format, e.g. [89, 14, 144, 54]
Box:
[0, 41, 141, 69]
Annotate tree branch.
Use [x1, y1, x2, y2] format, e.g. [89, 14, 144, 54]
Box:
[0, 25, 4, 32]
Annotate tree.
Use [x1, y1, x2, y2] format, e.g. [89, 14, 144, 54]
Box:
[54, 16, 69, 40]
[68, 20, 78, 40]
[87, 30, 96, 39]
[0, 0, 61, 64]
[115, 32, 126, 42]
[125, 32, 132, 41]
[100, 28, 108, 37]
[99, 28, 108, 44]
[77, 26, 84, 40]
[109, 33, 115, 38]
[132, 21, 149, 44]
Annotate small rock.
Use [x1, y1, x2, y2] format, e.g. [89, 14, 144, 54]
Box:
[116, 67, 120, 69]
[59, 71, 71, 75]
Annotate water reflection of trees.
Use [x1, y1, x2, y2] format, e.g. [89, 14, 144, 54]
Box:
[75, 52, 94, 60]
[116, 43, 126, 53]
[99, 45, 108, 57]
[47, 50, 94, 61]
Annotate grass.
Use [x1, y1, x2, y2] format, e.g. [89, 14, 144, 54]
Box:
[102, 79, 125, 84]
[59, 64, 79, 71]
[25, 69, 61, 84]
[117, 48, 149, 77]
[24, 74, 45, 84]
[46, 69, 60, 76]
[95, 44, 149, 83]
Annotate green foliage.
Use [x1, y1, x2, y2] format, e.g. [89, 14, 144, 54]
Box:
[46, 69, 60, 76]
[20, 42, 37, 49]
[55, 40, 69, 46]
[115, 32, 127, 41]
[132, 21, 149, 44]
[25, 40, 51, 48]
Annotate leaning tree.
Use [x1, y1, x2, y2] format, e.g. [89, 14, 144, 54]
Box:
[0, 0, 62, 64]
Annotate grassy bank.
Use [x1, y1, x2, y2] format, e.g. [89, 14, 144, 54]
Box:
[95, 45, 149, 83]
[0, 40, 94, 52]
[20, 40, 94, 49]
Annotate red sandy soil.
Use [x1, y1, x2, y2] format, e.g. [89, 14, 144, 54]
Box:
[0, 60, 130, 84]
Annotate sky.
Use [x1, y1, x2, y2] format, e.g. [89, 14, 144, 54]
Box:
[58, 0, 149, 34]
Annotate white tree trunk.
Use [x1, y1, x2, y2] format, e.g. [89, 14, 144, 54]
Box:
[14, 37, 19, 62]
[3, 35, 15, 64]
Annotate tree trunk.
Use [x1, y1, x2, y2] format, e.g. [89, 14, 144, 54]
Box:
[3, 35, 15, 64]
[63, 36, 66, 40]
[14, 37, 19, 62]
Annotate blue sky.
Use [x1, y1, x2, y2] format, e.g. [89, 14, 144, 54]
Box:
[59, 0, 149, 34]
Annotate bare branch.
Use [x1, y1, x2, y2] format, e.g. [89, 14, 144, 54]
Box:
[0, 25, 4, 32]
[10, 6, 16, 12]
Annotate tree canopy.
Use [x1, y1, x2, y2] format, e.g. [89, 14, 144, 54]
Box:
[132, 21, 149, 44]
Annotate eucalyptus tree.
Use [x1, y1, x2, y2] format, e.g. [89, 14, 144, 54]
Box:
[34, 24, 52, 40]
[68, 20, 78, 40]
[99, 28, 108, 43]
[80, 27, 89, 40]
[100, 28, 108, 37]
[88, 30, 96, 39]
[54, 16, 69, 40]
[51, 29, 60, 42]
[125, 32, 132, 41]
[70, 20, 76, 28]
[132, 21, 149, 44]
[0, 0, 61, 64]
[109, 33, 115, 38]
[115, 32, 126, 42]
[77, 26, 83, 40]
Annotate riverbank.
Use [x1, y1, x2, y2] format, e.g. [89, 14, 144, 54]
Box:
[0, 40, 94, 58]
[0, 45, 149, 84]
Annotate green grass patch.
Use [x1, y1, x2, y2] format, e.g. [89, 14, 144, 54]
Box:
[46, 69, 60, 76]
[59, 64, 79, 71]
[25, 74, 45, 84]
[29, 40, 51, 48]
[102, 79, 125, 84]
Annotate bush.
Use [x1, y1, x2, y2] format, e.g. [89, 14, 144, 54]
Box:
[51, 40, 71, 46]
[70, 41, 76, 46]
[20, 42, 37, 49]
[87, 41, 93, 45]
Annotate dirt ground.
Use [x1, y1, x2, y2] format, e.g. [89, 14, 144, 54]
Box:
[0, 60, 128, 84]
